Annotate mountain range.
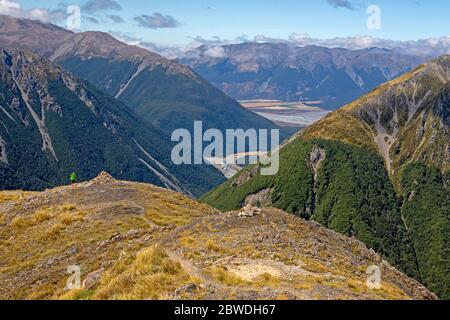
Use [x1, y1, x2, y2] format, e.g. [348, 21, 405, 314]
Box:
[0, 15, 283, 138]
[0, 48, 224, 196]
[202, 56, 450, 298]
[0, 15, 291, 196]
[181, 42, 425, 109]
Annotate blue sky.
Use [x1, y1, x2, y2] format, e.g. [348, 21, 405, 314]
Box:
[13, 0, 450, 46]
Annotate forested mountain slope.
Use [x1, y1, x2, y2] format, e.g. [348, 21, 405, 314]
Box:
[202, 56, 450, 298]
[0, 48, 224, 196]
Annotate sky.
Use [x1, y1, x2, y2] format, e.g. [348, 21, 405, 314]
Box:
[2, 0, 450, 56]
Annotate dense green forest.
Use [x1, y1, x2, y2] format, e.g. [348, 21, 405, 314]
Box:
[400, 164, 449, 299]
[202, 138, 449, 298]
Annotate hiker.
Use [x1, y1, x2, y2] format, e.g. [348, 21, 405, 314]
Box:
[70, 172, 77, 184]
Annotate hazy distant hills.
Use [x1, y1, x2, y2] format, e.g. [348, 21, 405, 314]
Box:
[202, 56, 450, 298]
[181, 42, 425, 109]
[0, 15, 283, 138]
[0, 48, 224, 196]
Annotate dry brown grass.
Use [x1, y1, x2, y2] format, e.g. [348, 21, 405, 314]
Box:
[82, 245, 193, 300]
[206, 239, 229, 254]
[59, 211, 85, 226]
[205, 266, 248, 286]
[33, 209, 53, 223]
[11, 216, 29, 230]
[302, 110, 378, 152]
[0, 191, 35, 205]
[253, 273, 282, 287]
[0, 183, 218, 300]
[9, 205, 85, 232]
[41, 223, 66, 241]
[141, 190, 216, 227]
[0, 185, 426, 300]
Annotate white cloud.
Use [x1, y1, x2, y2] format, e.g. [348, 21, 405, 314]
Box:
[0, 0, 21, 16]
[250, 33, 450, 57]
[28, 8, 48, 21]
[108, 31, 449, 60]
[82, 0, 122, 14]
[0, 0, 67, 23]
[134, 13, 180, 29]
[326, 0, 356, 10]
[203, 46, 227, 58]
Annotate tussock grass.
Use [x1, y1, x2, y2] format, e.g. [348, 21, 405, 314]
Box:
[10, 205, 85, 232]
[0, 183, 217, 300]
[141, 190, 216, 227]
[206, 239, 229, 254]
[301, 257, 332, 274]
[33, 209, 53, 223]
[0, 191, 35, 205]
[11, 216, 29, 230]
[86, 245, 193, 300]
[253, 273, 281, 287]
[59, 289, 94, 300]
[59, 211, 85, 226]
[205, 266, 248, 286]
[41, 224, 65, 241]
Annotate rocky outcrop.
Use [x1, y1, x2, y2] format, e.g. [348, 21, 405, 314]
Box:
[89, 172, 116, 185]
[82, 268, 105, 290]
[0, 135, 7, 164]
[232, 166, 259, 187]
[309, 146, 326, 180]
[236, 204, 262, 218]
[244, 188, 274, 208]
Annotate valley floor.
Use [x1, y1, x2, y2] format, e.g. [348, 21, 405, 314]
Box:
[240, 100, 330, 128]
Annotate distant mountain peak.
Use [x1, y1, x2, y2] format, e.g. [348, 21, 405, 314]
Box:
[0, 15, 199, 81]
[0, 15, 73, 57]
[0, 14, 69, 33]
